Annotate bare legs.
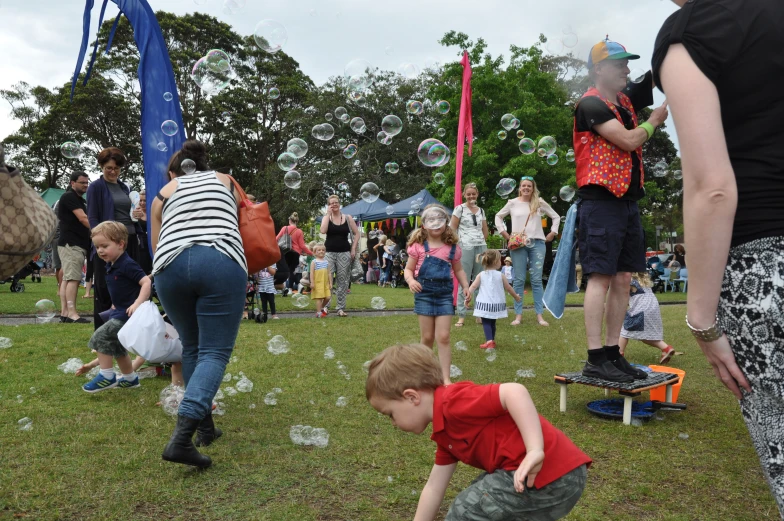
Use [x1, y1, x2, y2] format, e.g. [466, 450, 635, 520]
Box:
[419, 315, 454, 384]
[584, 272, 632, 350]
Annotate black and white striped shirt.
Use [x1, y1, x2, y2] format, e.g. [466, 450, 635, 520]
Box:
[152, 171, 246, 275]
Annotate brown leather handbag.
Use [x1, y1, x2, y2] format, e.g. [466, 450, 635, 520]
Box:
[0, 150, 57, 279]
[227, 176, 280, 273]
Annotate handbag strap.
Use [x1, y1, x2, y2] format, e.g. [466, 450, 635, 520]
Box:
[522, 212, 531, 233]
[226, 175, 251, 209]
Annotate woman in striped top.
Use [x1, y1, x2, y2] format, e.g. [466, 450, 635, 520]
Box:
[150, 140, 246, 469]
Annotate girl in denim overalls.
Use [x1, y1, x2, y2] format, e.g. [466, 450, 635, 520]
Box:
[404, 205, 472, 384]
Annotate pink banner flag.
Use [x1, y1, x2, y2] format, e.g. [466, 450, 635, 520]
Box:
[454, 51, 474, 208]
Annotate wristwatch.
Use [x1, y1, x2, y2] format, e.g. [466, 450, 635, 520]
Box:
[685, 314, 723, 342]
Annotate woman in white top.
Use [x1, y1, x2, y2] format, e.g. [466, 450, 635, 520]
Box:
[494, 176, 561, 326]
[449, 183, 489, 327]
[151, 140, 246, 470]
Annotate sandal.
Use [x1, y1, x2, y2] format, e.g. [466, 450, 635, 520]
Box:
[537, 318, 549, 327]
[510, 319, 521, 326]
[337, 310, 348, 317]
[455, 321, 464, 328]
[659, 346, 675, 364]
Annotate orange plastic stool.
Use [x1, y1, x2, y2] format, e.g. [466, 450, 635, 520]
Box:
[648, 365, 685, 403]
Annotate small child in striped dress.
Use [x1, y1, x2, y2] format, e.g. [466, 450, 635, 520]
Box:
[309, 243, 332, 318]
[467, 250, 521, 350]
[255, 265, 278, 323]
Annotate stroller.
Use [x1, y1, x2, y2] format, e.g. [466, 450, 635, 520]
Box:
[1, 260, 44, 293]
[389, 251, 409, 289]
[244, 276, 259, 320]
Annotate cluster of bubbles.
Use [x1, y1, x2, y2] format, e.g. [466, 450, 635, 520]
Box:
[58, 357, 84, 374]
[191, 49, 237, 96]
[324, 346, 335, 360]
[545, 26, 579, 55]
[17, 417, 33, 431]
[485, 349, 497, 362]
[289, 425, 329, 448]
[516, 368, 536, 379]
[264, 387, 283, 406]
[370, 297, 386, 310]
[267, 335, 290, 355]
[449, 364, 463, 379]
[159, 384, 186, 416]
[312, 123, 336, 142]
[336, 360, 351, 380]
[653, 160, 683, 179]
[0, 337, 12, 349]
[235, 375, 254, 393]
[501, 114, 521, 132]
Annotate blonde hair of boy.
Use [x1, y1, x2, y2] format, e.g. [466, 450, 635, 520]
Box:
[406, 205, 459, 247]
[481, 249, 501, 269]
[632, 271, 654, 288]
[365, 344, 444, 401]
[91, 221, 128, 247]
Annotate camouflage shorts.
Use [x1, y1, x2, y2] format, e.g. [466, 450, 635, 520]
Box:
[88, 318, 127, 358]
[445, 464, 587, 521]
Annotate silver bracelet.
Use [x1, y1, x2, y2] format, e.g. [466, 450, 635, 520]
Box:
[685, 314, 723, 342]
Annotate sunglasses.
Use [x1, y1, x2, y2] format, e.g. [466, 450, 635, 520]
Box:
[520, 176, 534, 182]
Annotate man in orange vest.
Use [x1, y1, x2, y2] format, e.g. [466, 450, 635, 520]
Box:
[573, 38, 669, 382]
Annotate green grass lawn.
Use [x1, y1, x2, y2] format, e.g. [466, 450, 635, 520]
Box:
[0, 275, 688, 316]
[0, 305, 776, 520]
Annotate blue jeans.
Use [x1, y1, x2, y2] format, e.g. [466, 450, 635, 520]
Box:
[155, 245, 246, 420]
[510, 239, 545, 315]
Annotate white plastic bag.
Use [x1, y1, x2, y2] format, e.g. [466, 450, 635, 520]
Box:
[117, 301, 181, 364]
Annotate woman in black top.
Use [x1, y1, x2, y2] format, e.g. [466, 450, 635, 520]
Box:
[654, 0, 784, 512]
[320, 194, 360, 316]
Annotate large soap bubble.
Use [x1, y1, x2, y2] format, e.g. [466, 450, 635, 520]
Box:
[342, 144, 358, 159]
[35, 299, 56, 321]
[381, 115, 403, 136]
[284, 171, 301, 189]
[253, 19, 288, 53]
[287, 138, 308, 159]
[417, 139, 450, 167]
[360, 182, 380, 203]
[406, 100, 424, 115]
[344, 59, 375, 91]
[559, 186, 576, 202]
[350, 117, 366, 134]
[191, 56, 234, 94]
[161, 120, 179, 137]
[277, 152, 298, 171]
[501, 114, 516, 131]
[436, 100, 450, 114]
[537, 136, 557, 156]
[376, 131, 392, 145]
[496, 178, 516, 197]
[519, 138, 535, 155]
[60, 141, 83, 159]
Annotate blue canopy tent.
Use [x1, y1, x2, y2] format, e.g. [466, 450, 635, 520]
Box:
[340, 196, 390, 221]
[363, 189, 451, 222]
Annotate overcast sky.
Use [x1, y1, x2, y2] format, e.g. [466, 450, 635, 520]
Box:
[0, 0, 679, 149]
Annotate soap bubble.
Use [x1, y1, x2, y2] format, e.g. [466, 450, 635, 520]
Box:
[283, 171, 302, 189]
[381, 115, 403, 136]
[630, 69, 646, 84]
[653, 160, 668, 177]
[562, 32, 578, 48]
[673, 169, 683, 180]
[538, 148, 547, 158]
[501, 114, 516, 131]
[336, 396, 348, 407]
[551, 196, 558, 203]
[360, 182, 380, 203]
[545, 37, 564, 55]
[17, 417, 33, 431]
[406, 100, 424, 115]
[581, 136, 589, 145]
[384, 205, 395, 215]
[311, 123, 334, 141]
[678, 432, 689, 440]
[511, 118, 521, 129]
[35, 299, 55, 320]
[224, 386, 237, 397]
[417, 139, 450, 167]
[325, 113, 334, 121]
[485, 349, 497, 362]
[222, 0, 246, 14]
[518, 138, 535, 155]
[538, 136, 557, 156]
[437, 128, 446, 137]
[264, 392, 277, 405]
[565, 149, 575, 162]
[516, 130, 525, 139]
[163, 92, 173, 102]
[670, 261, 681, 272]
[344, 59, 375, 90]
[292, 293, 310, 308]
[236, 376, 254, 393]
[516, 368, 536, 378]
[268, 87, 280, 99]
[450, 365, 462, 378]
[267, 335, 290, 355]
[436, 100, 450, 114]
[385, 46, 394, 55]
[398, 62, 420, 79]
[337, 182, 349, 191]
[385, 162, 399, 174]
[60, 141, 83, 159]
[337, 138, 348, 148]
[433, 172, 446, 185]
[371, 296, 386, 310]
[58, 357, 84, 373]
[161, 120, 179, 137]
[350, 117, 367, 134]
[342, 144, 358, 159]
[160, 384, 185, 416]
[559, 186, 576, 202]
[455, 341, 467, 351]
[375, 131, 391, 145]
[498, 130, 507, 140]
[190, 56, 234, 94]
[496, 178, 517, 197]
[324, 346, 335, 359]
[546, 154, 559, 166]
[223, 373, 232, 382]
[277, 152, 298, 171]
[176, 159, 195, 176]
[205, 49, 231, 73]
[334, 106, 348, 120]
[287, 138, 308, 159]
[289, 425, 329, 447]
[253, 19, 288, 53]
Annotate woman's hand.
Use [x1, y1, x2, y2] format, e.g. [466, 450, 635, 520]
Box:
[501, 232, 510, 240]
[408, 279, 422, 293]
[545, 231, 556, 242]
[698, 334, 751, 400]
[463, 288, 471, 305]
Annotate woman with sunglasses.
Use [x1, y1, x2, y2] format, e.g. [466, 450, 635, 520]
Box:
[320, 194, 360, 317]
[450, 182, 489, 327]
[494, 177, 560, 327]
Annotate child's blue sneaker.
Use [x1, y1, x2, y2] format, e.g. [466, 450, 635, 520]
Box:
[82, 373, 118, 393]
[117, 376, 140, 389]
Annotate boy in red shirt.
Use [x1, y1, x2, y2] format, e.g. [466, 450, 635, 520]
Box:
[366, 344, 591, 521]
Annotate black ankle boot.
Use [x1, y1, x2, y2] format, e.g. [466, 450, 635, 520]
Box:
[194, 413, 223, 447]
[162, 415, 212, 468]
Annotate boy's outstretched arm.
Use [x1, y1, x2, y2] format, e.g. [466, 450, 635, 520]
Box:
[127, 276, 152, 316]
[499, 383, 544, 492]
[414, 463, 457, 521]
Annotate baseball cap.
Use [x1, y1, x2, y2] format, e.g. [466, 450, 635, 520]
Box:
[587, 38, 640, 69]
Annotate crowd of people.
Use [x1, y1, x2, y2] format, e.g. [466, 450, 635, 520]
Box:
[8, 0, 781, 516]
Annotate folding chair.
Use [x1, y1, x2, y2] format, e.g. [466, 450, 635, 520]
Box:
[674, 268, 688, 292]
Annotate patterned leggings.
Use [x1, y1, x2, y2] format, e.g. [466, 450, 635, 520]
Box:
[719, 236, 784, 516]
[326, 251, 352, 311]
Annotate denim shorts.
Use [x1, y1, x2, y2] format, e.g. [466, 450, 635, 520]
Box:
[414, 279, 454, 316]
[577, 199, 646, 276]
[445, 464, 587, 521]
[88, 318, 127, 357]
